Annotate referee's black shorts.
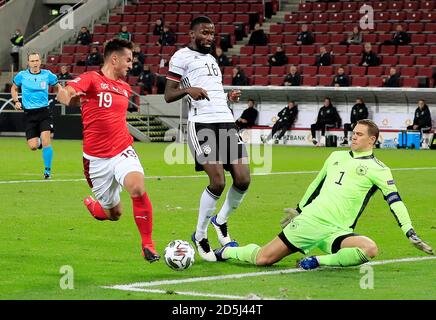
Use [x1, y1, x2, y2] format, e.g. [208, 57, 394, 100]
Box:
[23, 107, 54, 140]
[187, 122, 248, 172]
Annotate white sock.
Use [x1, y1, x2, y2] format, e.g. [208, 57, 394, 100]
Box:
[195, 187, 219, 240]
[216, 185, 247, 225]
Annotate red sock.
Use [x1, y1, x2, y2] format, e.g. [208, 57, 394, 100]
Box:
[86, 199, 109, 220]
[132, 192, 154, 248]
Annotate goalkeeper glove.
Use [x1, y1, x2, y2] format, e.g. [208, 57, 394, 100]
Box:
[406, 228, 434, 255]
[280, 206, 301, 229]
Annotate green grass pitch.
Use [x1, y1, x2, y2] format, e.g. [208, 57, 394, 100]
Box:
[0, 137, 435, 300]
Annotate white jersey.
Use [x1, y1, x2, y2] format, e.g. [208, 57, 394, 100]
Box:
[167, 47, 234, 123]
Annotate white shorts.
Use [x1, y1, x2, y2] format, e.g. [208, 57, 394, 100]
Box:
[83, 146, 144, 209]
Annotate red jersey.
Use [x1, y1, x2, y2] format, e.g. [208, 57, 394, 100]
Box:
[67, 71, 133, 158]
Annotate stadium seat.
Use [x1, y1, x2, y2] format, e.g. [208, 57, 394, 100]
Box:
[287, 56, 301, 65]
[109, 15, 121, 24]
[121, 15, 135, 23]
[411, 34, 425, 44]
[390, 12, 406, 21]
[351, 66, 366, 77]
[333, 56, 349, 65]
[302, 66, 318, 76]
[362, 34, 377, 43]
[420, 1, 435, 10]
[349, 56, 362, 65]
[254, 46, 269, 55]
[417, 67, 433, 77]
[135, 15, 149, 23]
[240, 46, 254, 55]
[397, 46, 412, 55]
[285, 46, 300, 55]
[178, 3, 192, 12]
[374, 2, 388, 11]
[348, 45, 363, 55]
[254, 56, 268, 65]
[406, 12, 422, 22]
[316, 34, 330, 44]
[302, 77, 318, 86]
[352, 77, 368, 87]
[269, 77, 284, 86]
[376, 23, 392, 33]
[413, 46, 429, 55]
[380, 46, 396, 55]
[398, 56, 415, 66]
[367, 67, 384, 77]
[342, 12, 361, 23]
[301, 46, 316, 55]
[298, 2, 312, 12]
[269, 34, 283, 45]
[300, 56, 316, 66]
[368, 78, 384, 87]
[382, 56, 398, 65]
[318, 66, 333, 76]
[404, 1, 419, 11]
[313, 24, 329, 33]
[253, 77, 269, 86]
[60, 56, 74, 64]
[313, 13, 328, 23]
[222, 75, 232, 85]
[255, 66, 269, 77]
[284, 35, 298, 43]
[401, 67, 417, 77]
[415, 57, 432, 66]
[427, 34, 436, 44]
[312, 2, 326, 12]
[329, 24, 344, 33]
[327, 2, 342, 12]
[330, 34, 345, 44]
[318, 77, 332, 86]
[63, 45, 76, 54]
[402, 78, 418, 87]
[270, 24, 282, 34]
[342, 2, 358, 11]
[270, 66, 286, 75]
[239, 56, 253, 65]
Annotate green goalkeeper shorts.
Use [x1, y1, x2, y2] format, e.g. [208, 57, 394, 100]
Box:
[279, 214, 358, 255]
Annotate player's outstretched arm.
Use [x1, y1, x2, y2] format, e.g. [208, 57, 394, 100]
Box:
[406, 228, 434, 255]
[164, 79, 209, 103]
[56, 85, 85, 108]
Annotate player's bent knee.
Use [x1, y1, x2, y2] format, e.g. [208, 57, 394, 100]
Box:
[234, 176, 250, 191]
[209, 178, 226, 195]
[364, 243, 378, 258]
[255, 250, 275, 266]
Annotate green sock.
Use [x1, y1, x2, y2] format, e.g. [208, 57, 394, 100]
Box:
[317, 247, 370, 267]
[223, 244, 261, 265]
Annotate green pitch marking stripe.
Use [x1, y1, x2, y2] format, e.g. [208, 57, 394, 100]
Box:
[1, 167, 436, 184]
[103, 256, 436, 299]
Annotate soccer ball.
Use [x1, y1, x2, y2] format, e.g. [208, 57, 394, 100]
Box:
[164, 240, 195, 271]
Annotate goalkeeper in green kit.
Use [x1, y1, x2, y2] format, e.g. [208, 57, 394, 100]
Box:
[214, 119, 434, 269]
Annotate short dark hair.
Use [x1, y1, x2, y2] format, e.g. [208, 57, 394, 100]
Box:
[103, 38, 133, 60]
[248, 98, 255, 104]
[27, 52, 40, 60]
[190, 16, 213, 30]
[357, 119, 379, 142]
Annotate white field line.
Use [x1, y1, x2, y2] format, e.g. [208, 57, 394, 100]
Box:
[1, 167, 436, 185]
[99, 286, 254, 300]
[103, 256, 436, 299]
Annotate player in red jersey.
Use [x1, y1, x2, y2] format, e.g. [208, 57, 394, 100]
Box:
[56, 39, 159, 262]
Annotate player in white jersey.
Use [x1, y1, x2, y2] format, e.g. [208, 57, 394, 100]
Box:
[165, 16, 249, 261]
